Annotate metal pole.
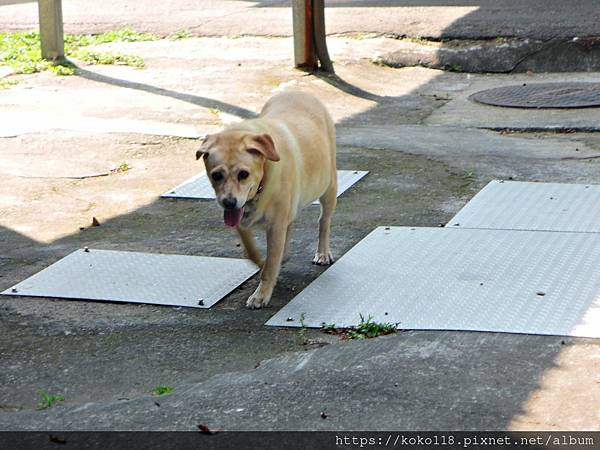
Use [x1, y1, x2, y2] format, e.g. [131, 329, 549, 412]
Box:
[292, 0, 317, 70]
[38, 0, 65, 61]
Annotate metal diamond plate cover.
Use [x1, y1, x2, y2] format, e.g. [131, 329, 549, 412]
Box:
[161, 170, 369, 204]
[1, 249, 258, 308]
[266, 227, 600, 338]
[161, 172, 214, 199]
[448, 180, 600, 233]
[469, 82, 600, 109]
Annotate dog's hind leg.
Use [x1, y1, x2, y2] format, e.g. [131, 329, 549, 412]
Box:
[282, 223, 294, 262]
[236, 226, 263, 268]
[313, 179, 337, 266]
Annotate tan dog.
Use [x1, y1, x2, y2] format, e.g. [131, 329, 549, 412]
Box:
[196, 91, 337, 309]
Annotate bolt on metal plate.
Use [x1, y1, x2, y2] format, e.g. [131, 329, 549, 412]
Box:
[469, 82, 600, 109]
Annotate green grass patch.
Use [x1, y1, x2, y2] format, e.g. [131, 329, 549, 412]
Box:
[297, 312, 309, 344]
[341, 32, 380, 40]
[48, 60, 77, 75]
[448, 64, 463, 73]
[75, 50, 145, 68]
[0, 27, 156, 75]
[321, 322, 338, 333]
[371, 56, 385, 67]
[152, 385, 175, 396]
[322, 314, 398, 340]
[400, 36, 440, 46]
[0, 31, 47, 74]
[206, 107, 222, 125]
[36, 389, 65, 410]
[168, 29, 193, 40]
[111, 162, 131, 173]
[68, 28, 157, 46]
[0, 78, 18, 89]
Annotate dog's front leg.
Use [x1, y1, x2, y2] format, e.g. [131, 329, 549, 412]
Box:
[236, 225, 263, 268]
[246, 220, 287, 309]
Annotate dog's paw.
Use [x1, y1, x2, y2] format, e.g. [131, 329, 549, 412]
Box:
[313, 251, 334, 266]
[246, 291, 271, 309]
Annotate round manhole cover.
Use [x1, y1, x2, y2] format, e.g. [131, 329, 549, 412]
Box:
[469, 82, 600, 109]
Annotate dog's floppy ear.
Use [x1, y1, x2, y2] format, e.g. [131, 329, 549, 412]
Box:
[195, 134, 213, 160]
[247, 134, 279, 162]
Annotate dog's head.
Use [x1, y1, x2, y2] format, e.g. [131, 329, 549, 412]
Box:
[196, 130, 279, 227]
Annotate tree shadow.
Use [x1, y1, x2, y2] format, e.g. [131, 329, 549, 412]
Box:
[312, 71, 384, 102]
[76, 67, 257, 120]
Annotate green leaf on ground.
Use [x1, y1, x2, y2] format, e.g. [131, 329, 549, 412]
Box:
[152, 385, 175, 396]
[36, 389, 65, 410]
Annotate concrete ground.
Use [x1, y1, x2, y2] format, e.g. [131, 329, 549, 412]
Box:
[1, 1, 600, 431]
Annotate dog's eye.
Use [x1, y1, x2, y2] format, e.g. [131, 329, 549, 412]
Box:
[211, 171, 224, 182]
[238, 170, 249, 181]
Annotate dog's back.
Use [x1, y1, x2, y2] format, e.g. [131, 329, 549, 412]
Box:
[259, 91, 337, 206]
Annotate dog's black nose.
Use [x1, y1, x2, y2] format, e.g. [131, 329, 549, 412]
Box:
[222, 197, 237, 210]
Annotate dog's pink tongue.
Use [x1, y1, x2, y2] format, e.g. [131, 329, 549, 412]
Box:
[224, 208, 243, 227]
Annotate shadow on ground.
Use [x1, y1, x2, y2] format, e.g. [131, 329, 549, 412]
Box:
[0, 130, 476, 415]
